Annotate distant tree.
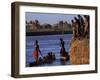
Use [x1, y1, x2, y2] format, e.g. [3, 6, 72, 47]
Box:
[45, 24, 52, 29]
[30, 20, 33, 24]
[59, 21, 63, 26]
[35, 20, 39, 24]
[35, 20, 40, 28]
[65, 21, 68, 24]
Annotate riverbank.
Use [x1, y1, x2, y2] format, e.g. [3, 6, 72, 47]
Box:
[26, 31, 72, 36]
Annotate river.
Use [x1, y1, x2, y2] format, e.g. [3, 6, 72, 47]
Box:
[26, 34, 72, 67]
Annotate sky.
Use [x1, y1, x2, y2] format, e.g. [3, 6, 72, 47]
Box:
[25, 12, 83, 25]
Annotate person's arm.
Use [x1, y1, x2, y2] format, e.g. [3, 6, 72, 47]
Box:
[33, 42, 36, 48]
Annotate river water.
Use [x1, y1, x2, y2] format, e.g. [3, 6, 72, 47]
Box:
[26, 34, 72, 67]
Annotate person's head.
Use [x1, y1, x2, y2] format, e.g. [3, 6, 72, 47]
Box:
[71, 20, 74, 23]
[48, 52, 50, 55]
[77, 15, 81, 18]
[43, 56, 46, 59]
[74, 17, 78, 21]
[60, 38, 63, 41]
[84, 15, 89, 21]
[35, 40, 38, 44]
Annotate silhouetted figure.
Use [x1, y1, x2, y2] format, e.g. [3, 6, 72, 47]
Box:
[77, 15, 84, 37]
[46, 52, 56, 63]
[71, 20, 77, 39]
[74, 17, 81, 39]
[83, 15, 89, 38]
[43, 56, 49, 63]
[74, 17, 80, 38]
[60, 38, 69, 61]
[32, 40, 42, 63]
[78, 15, 84, 25]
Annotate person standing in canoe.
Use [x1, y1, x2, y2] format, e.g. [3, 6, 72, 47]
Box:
[32, 40, 42, 63]
[60, 38, 69, 61]
[60, 38, 66, 58]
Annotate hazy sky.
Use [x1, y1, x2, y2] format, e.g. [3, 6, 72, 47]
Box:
[26, 12, 82, 25]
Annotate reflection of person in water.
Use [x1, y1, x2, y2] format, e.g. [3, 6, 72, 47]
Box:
[32, 40, 42, 63]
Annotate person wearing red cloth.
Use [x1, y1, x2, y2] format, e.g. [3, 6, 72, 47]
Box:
[32, 40, 42, 63]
